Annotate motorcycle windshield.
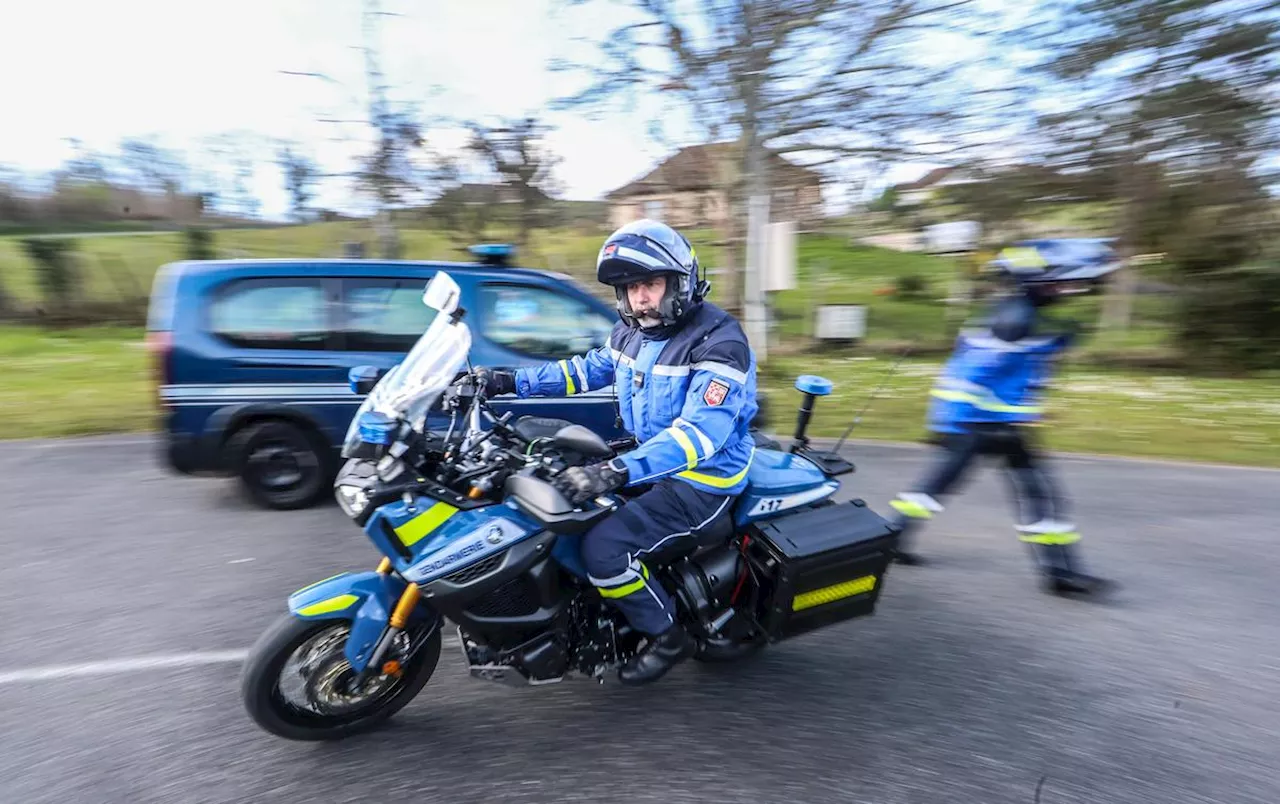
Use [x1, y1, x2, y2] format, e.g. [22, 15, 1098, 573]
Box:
[343, 311, 473, 452]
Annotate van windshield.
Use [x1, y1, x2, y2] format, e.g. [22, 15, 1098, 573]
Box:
[342, 273, 473, 453]
[363, 310, 471, 426]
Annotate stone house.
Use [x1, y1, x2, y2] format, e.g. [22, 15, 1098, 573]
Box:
[892, 166, 975, 208]
[605, 143, 825, 230]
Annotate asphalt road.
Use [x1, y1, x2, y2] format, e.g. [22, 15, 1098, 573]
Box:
[1, 435, 1278, 804]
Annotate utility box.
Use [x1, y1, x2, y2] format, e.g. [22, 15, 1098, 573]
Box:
[814, 304, 867, 341]
[923, 221, 979, 254]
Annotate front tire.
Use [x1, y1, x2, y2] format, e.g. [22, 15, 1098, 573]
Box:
[240, 613, 441, 741]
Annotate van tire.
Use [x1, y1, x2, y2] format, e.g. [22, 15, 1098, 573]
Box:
[227, 419, 328, 510]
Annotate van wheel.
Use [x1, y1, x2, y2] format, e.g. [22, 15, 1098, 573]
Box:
[228, 420, 328, 510]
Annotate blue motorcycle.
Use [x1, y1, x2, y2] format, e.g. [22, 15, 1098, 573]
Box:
[240, 272, 901, 741]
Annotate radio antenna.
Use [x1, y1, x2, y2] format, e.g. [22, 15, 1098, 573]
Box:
[831, 342, 916, 455]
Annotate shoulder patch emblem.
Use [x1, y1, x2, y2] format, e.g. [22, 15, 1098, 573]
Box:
[704, 379, 730, 406]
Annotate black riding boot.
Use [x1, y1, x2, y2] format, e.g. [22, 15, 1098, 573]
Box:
[1034, 544, 1114, 598]
[618, 623, 696, 685]
[889, 515, 928, 566]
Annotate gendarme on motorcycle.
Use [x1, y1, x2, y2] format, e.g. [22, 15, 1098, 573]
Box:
[240, 271, 902, 741]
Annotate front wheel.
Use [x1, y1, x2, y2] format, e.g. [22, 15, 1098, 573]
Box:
[240, 613, 441, 741]
[228, 420, 329, 510]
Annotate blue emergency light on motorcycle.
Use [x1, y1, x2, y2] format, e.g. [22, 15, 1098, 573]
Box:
[795, 375, 833, 396]
[340, 409, 397, 462]
[357, 411, 396, 445]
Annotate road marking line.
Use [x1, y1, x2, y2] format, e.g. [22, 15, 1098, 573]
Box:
[0, 637, 464, 685]
[796, 435, 1280, 474]
[0, 651, 250, 684]
[0, 436, 156, 451]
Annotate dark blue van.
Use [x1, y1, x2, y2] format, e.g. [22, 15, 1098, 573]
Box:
[146, 249, 626, 510]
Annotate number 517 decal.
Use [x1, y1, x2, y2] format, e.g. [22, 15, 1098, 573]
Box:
[755, 498, 786, 514]
[746, 483, 839, 518]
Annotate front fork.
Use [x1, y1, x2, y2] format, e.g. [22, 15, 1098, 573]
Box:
[354, 558, 425, 686]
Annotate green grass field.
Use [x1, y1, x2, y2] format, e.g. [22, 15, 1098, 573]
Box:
[3, 324, 1277, 467]
[0, 221, 1172, 351]
[0, 222, 705, 309]
[0, 325, 154, 439]
[762, 354, 1280, 468]
[4, 221, 1265, 467]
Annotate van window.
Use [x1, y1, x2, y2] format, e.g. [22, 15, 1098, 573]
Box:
[480, 284, 613, 360]
[208, 279, 330, 350]
[342, 278, 438, 352]
[146, 265, 178, 331]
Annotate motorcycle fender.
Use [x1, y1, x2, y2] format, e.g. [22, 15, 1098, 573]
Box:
[287, 571, 422, 673]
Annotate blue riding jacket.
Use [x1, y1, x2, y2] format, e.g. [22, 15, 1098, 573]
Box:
[927, 300, 1077, 434]
[513, 302, 759, 496]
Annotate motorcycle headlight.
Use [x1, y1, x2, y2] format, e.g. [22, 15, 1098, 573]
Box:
[336, 483, 370, 518]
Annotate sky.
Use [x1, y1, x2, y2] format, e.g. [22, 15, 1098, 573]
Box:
[0, 0, 986, 221]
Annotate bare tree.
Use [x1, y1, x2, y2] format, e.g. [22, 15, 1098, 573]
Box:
[467, 117, 564, 246]
[49, 139, 114, 222]
[277, 145, 321, 223]
[551, 0, 991, 333]
[0, 165, 35, 227]
[281, 0, 457, 258]
[117, 137, 188, 197]
[1017, 0, 1279, 335]
[427, 155, 497, 249]
[57, 138, 111, 186]
[197, 131, 265, 220]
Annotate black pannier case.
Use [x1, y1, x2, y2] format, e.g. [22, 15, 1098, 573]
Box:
[745, 498, 898, 641]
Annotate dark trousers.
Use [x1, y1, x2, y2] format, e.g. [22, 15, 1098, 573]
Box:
[581, 478, 734, 635]
[891, 424, 1085, 575]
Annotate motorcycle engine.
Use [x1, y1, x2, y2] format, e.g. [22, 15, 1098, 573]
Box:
[672, 546, 745, 633]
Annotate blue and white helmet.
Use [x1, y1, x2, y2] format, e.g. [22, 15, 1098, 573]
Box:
[596, 219, 709, 328]
[986, 240, 1121, 306]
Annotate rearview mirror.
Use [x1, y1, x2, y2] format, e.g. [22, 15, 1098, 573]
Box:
[422, 271, 461, 315]
[348, 365, 385, 396]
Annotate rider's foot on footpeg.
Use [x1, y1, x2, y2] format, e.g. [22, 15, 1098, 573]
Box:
[618, 624, 696, 685]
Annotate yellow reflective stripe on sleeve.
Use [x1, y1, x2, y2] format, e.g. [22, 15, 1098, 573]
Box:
[678, 451, 753, 489]
[598, 564, 649, 598]
[667, 427, 699, 469]
[890, 499, 934, 520]
[297, 593, 359, 616]
[559, 361, 577, 395]
[930, 389, 1043, 415]
[1018, 531, 1081, 545]
[792, 575, 878, 612]
[675, 418, 714, 459]
[394, 501, 459, 547]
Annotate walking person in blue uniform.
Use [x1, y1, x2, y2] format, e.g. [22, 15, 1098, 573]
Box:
[886, 250, 1112, 597]
[474, 219, 759, 683]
